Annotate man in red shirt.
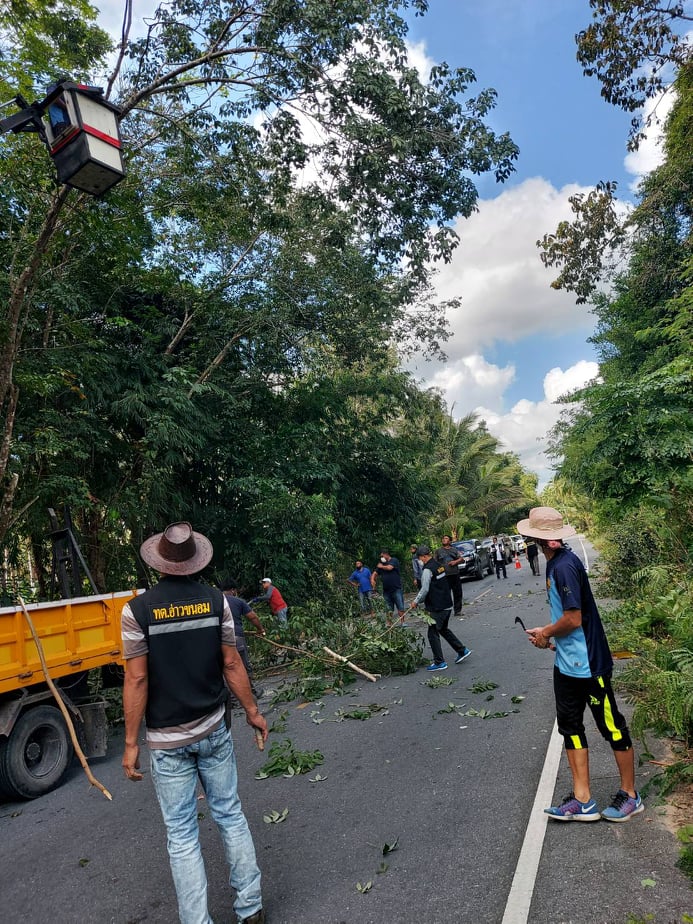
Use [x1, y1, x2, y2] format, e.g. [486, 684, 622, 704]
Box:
[253, 578, 288, 625]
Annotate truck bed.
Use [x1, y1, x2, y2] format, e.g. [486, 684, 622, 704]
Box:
[0, 591, 142, 695]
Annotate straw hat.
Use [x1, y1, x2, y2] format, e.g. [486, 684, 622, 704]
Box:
[140, 522, 213, 575]
[516, 507, 577, 541]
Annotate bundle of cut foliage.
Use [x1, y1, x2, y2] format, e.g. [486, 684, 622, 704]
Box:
[248, 586, 423, 704]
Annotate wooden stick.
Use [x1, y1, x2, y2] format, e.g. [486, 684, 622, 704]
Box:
[247, 632, 379, 682]
[18, 596, 113, 801]
[323, 647, 379, 683]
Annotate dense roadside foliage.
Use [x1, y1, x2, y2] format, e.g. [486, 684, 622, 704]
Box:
[0, 1, 533, 613]
[540, 6, 693, 847]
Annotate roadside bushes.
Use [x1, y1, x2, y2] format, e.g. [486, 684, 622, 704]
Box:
[604, 580, 693, 746]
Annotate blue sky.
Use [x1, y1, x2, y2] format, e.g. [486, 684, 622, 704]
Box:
[401, 0, 668, 484]
[94, 1, 667, 485]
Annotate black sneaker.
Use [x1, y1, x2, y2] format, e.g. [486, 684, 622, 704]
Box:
[239, 909, 265, 924]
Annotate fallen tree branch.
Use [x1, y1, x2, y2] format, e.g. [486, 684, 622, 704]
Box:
[322, 647, 378, 683]
[18, 597, 113, 801]
[246, 632, 379, 682]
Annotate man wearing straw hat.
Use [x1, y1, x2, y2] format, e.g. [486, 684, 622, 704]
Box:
[517, 507, 643, 824]
[121, 522, 267, 924]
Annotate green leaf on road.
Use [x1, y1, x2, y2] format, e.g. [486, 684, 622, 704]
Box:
[263, 808, 289, 824]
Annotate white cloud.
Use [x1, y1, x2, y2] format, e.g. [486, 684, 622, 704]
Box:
[406, 177, 607, 485]
[425, 354, 516, 414]
[405, 40, 435, 84]
[543, 361, 600, 402]
[431, 177, 594, 360]
[624, 89, 676, 190]
[475, 360, 600, 487]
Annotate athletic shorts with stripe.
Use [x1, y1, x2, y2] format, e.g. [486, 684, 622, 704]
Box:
[553, 666, 632, 751]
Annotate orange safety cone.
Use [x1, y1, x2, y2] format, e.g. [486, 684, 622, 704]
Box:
[515, 555, 521, 569]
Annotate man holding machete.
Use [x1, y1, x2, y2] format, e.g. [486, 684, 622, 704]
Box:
[121, 521, 268, 924]
[518, 507, 643, 823]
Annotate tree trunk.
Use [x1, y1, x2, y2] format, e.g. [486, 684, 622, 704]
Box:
[0, 185, 71, 545]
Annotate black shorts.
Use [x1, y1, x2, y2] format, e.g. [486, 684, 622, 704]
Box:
[553, 666, 632, 751]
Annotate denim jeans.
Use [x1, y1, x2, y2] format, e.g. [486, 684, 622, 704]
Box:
[358, 590, 374, 612]
[383, 587, 405, 614]
[150, 723, 262, 924]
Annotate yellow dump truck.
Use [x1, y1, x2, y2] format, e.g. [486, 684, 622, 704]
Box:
[0, 590, 141, 800]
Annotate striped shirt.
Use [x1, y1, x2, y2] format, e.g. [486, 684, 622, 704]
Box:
[121, 595, 236, 749]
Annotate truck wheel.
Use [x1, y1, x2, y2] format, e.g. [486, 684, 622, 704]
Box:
[0, 705, 73, 800]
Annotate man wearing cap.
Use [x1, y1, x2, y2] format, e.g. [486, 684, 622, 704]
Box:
[252, 578, 288, 625]
[121, 522, 267, 924]
[517, 507, 643, 823]
[411, 545, 471, 671]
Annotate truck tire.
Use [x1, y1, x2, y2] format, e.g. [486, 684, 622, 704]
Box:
[0, 705, 73, 800]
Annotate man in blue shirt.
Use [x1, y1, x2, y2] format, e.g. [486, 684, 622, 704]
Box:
[347, 560, 374, 615]
[518, 507, 643, 824]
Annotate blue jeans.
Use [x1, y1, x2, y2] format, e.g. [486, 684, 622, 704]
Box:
[358, 590, 374, 612]
[150, 723, 262, 924]
[383, 587, 405, 615]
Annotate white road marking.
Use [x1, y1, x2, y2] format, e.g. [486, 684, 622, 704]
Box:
[501, 720, 563, 924]
[576, 534, 590, 573]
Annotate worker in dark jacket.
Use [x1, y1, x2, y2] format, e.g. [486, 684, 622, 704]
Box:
[411, 544, 471, 672]
[121, 522, 267, 924]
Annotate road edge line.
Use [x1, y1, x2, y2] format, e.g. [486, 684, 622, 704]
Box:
[501, 719, 563, 924]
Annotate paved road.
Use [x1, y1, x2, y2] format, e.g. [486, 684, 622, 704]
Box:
[1, 549, 691, 923]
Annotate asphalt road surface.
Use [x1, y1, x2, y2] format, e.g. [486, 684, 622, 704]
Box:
[1, 545, 691, 923]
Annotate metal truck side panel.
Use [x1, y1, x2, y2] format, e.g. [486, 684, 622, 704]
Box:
[0, 591, 143, 695]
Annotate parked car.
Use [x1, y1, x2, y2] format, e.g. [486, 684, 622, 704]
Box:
[510, 534, 526, 554]
[452, 539, 494, 580]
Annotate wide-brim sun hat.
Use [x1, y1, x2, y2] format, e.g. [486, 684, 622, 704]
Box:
[140, 521, 213, 575]
[516, 507, 577, 541]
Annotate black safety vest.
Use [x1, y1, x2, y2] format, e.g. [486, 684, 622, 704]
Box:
[423, 559, 453, 611]
[129, 575, 227, 728]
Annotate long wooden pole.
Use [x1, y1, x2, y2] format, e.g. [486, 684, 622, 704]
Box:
[18, 597, 113, 801]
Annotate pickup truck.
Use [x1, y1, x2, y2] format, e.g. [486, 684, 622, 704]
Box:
[0, 590, 141, 800]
